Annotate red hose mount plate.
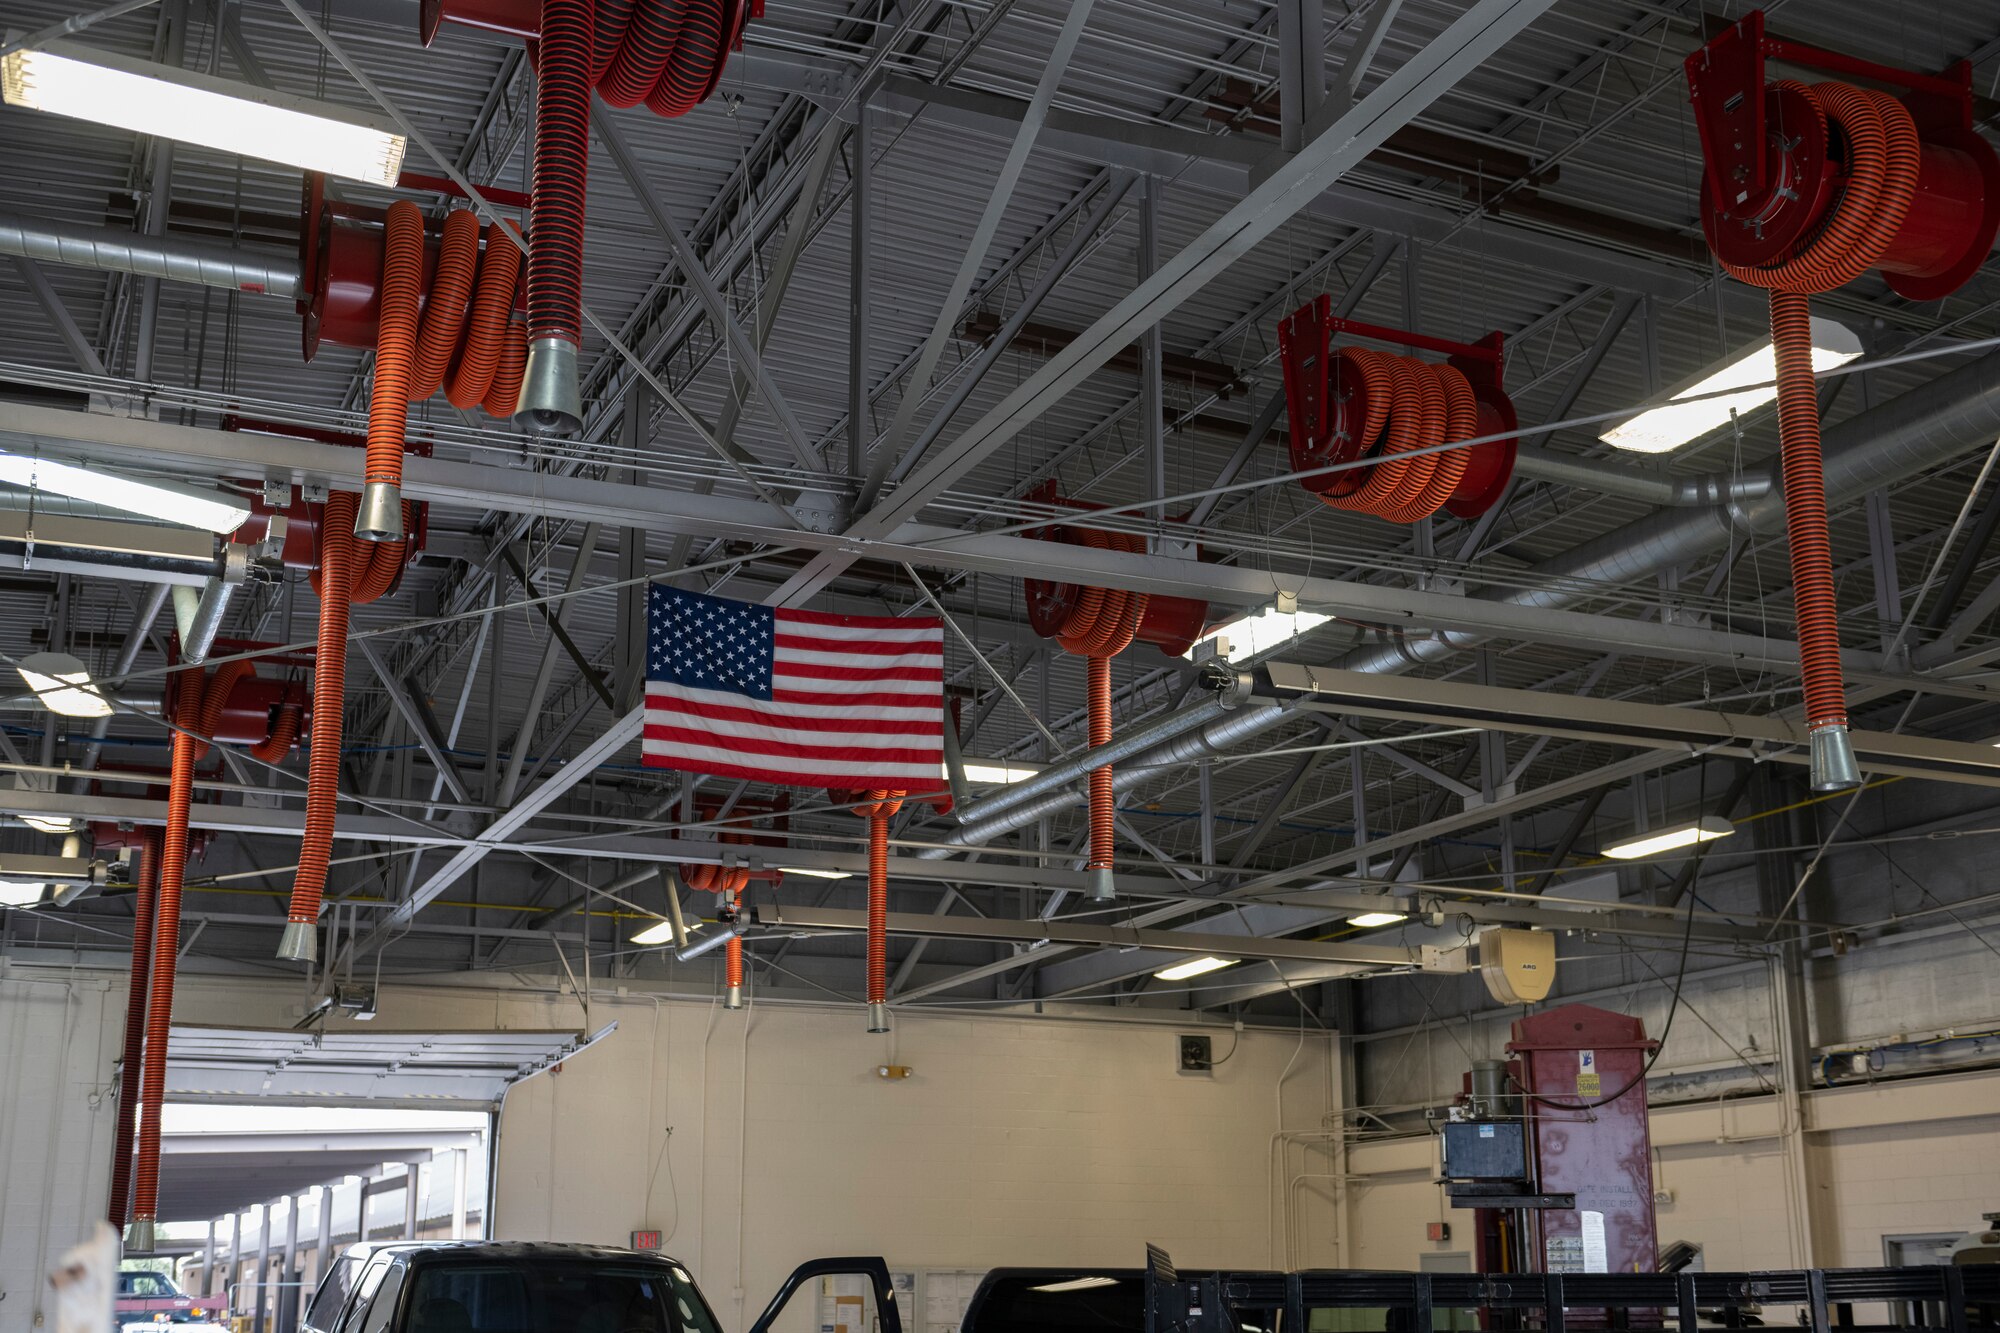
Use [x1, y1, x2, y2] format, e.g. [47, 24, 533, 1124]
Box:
[1019, 479, 1213, 658]
[1687, 9, 2000, 301]
[1277, 297, 1517, 519]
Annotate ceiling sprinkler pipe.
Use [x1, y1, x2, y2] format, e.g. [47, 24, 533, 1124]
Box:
[0, 210, 301, 299]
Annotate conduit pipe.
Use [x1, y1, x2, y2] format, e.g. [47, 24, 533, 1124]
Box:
[675, 918, 747, 963]
[1337, 344, 2000, 678]
[0, 211, 302, 299]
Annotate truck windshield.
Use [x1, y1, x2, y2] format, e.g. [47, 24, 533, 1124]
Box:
[404, 1262, 721, 1333]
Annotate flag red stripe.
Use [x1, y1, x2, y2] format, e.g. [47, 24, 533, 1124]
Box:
[643, 723, 941, 766]
[773, 631, 944, 659]
[641, 750, 948, 790]
[775, 661, 943, 684]
[775, 606, 943, 631]
[648, 695, 943, 736]
[770, 686, 945, 711]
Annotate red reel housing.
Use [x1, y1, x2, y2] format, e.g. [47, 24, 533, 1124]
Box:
[1277, 298, 1517, 519]
[1020, 480, 1213, 658]
[297, 173, 527, 361]
[165, 636, 314, 749]
[417, 0, 760, 56]
[1688, 10, 2000, 301]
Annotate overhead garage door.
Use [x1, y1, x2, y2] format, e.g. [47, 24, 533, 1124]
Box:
[162, 1023, 618, 1108]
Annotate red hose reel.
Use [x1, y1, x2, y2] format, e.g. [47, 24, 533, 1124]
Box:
[1688, 11, 2000, 302]
[1277, 298, 1517, 523]
[1021, 481, 1213, 659]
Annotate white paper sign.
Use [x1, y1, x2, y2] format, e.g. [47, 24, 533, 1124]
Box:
[1580, 1209, 1608, 1274]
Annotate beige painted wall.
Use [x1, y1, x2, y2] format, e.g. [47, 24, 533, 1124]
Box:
[0, 968, 1339, 1333]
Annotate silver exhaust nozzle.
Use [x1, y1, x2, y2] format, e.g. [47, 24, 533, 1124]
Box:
[354, 481, 405, 542]
[277, 920, 318, 963]
[724, 984, 743, 1011]
[124, 1219, 156, 1253]
[1085, 867, 1116, 902]
[1809, 723, 1862, 793]
[514, 337, 583, 435]
[867, 1002, 889, 1034]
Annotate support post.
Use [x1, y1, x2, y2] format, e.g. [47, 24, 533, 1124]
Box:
[279, 1195, 300, 1333]
[451, 1148, 468, 1239]
[316, 1185, 333, 1288]
[848, 101, 871, 480]
[252, 1202, 272, 1333]
[403, 1160, 423, 1239]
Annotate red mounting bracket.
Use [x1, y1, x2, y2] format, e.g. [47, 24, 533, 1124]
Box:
[1687, 9, 1975, 210]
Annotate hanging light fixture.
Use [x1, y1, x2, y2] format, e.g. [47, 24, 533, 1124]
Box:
[16, 652, 111, 718]
[2, 39, 407, 186]
[0, 449, 250, 534]
[1603, 815, 1735, 860]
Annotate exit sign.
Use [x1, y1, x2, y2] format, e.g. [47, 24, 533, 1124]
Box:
[631, 1230, 663, 1251]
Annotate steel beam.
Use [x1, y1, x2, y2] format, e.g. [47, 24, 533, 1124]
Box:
[781, 0, 1562, 605]
[355, 639, 470, 805]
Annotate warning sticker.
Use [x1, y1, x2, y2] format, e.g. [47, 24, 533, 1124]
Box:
[1576, 1049, 1600, 1098]
[1545, 1236, 1584, 1274]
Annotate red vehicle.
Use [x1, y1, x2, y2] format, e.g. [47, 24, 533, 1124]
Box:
[116, 1268, 213, 1326]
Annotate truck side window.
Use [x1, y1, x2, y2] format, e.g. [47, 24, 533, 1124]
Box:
[336, 1260, 393, 1333]
[360, 1264, 409, 1333]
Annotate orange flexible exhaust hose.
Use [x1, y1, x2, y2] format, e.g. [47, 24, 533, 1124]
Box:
[105, 827, 157, 1229]
[246, 703, 301, 764]
[1051, 529, 1148, 900]
[446, 221, 526, 416]
[1716, 81, 1919, 790]
[128, 659, 236, 1246]
[279, 491, 359, 963]
[1320, 349, 1476, 524]
[849, 789, 905, 1032]
[356, 201, 424, 543]
[410, 208, 480, 402]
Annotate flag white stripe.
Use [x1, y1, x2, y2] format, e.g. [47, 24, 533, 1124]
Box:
[645, 707, 938, 749]
[768, 670, 937, 697]
[774, 647, 943, 670]
[652, 739, 946, 781]
[772, 619, 942, 644]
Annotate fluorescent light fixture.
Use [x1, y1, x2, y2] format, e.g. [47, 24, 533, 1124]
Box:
[1154, 955, 1236, 982]
[0, 879, 47, 908]
[1603, 815, 1735, 861]
[961, 758, 1042, 785]
[1347, 911, 1408, 929]
[2, 39, 407, 186]
[0, 449, 250, 534]
[16, 652, 111, 718]
[781, 867, 853, 880]
[1600, 317, 1862, 453]
[1188, 603, 1333, 664]
[1030, 1278, 1122, 1294]
[631, 919, 703, 946]
[21, 814, 75, 835]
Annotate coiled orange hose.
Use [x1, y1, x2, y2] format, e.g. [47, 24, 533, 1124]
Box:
[1320, 348, 1477, 524]
[106, 827, 157, 1229]
[1051, 529, 1149, 884]
[1715, 81, 1921, 743]
[410, 207, 480, 401]
[247, 702, 301, 764]
[848, 789, 905, 1010]
[446, 221, 526, 417]
[682, 856, 751, 990]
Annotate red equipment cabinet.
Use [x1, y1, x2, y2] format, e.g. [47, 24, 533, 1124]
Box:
[1467, 1004, 1660, 1282]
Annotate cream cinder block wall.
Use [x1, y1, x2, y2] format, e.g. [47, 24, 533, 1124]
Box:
[0, 967, 1339, 1333]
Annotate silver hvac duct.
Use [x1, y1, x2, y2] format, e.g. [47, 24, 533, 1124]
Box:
[1510, 443, 1773, 508]
[172, 543, 250, 666]
[0, 211, 301, 301]
[1342, 346, 2000, 676]
[923, 700, 1299, 856]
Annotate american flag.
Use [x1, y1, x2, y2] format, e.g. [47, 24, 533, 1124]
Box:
[642, 584, 946, 790]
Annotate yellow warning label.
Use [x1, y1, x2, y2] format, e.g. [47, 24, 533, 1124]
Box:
[1577, 1072, 1601, 1097]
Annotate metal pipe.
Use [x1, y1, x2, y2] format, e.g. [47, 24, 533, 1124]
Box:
[172, 545, 248, 666]
[0, 211, 301, 301]
[1343, 346, 2000, 676]
[674, 919, 746, 963]
[1510, 442, 1773, 508]
[924, 701, 1296, 856]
